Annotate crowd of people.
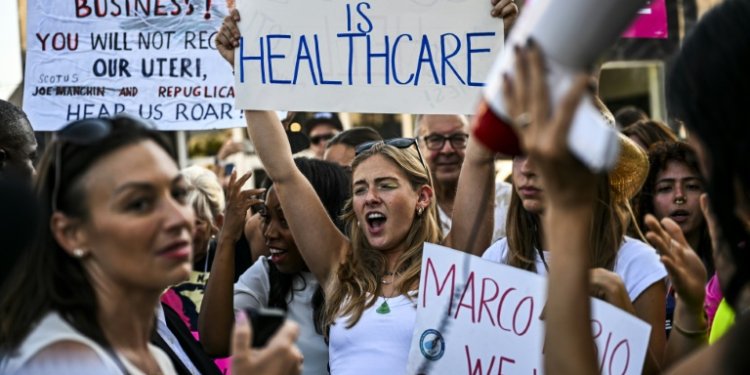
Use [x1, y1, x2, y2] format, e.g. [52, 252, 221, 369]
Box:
[1, 0, 750, 374]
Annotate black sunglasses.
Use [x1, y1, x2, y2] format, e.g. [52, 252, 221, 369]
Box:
[51, 118, 114, 212]
[354, 138, 430, 180]
[310, 133, 336, 145]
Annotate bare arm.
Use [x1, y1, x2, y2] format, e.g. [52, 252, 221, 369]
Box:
[244, 110, 350, 287]
[442, 136, 495, 255]
[215, 10, 350, 287]
[199, 172, 262, 356]
[504, 42, 598, 375]
[633, 281, 668, 374]
[645, 212, 710, 366]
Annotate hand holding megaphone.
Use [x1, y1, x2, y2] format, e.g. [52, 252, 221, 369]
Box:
[475, 0, 649, 172]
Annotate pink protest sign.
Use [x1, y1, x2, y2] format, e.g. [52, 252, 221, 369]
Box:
[623, 0, 668, 39]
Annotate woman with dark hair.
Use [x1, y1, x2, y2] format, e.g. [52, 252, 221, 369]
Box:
[621, 119, 678, 151]
[504, 0, 750, 373]
[638, 142, 712, 273]
[200, 158, 351, 375]
[0, 117, 302, 375]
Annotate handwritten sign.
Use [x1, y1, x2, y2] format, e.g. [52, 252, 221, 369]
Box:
[406, 243, 651, 375]
[23, 0, 242, 131]
[234, 0, 504, 114]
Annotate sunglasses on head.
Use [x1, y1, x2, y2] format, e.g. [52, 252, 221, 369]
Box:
[310, 133, 336, 145]
[50, 117, 153, 212]
[354, 137, 430, 178]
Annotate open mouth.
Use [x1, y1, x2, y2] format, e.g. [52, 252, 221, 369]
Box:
[269, 248, 288, 263]
[365, 212, 387, 233]
[669, 209, 691, 223]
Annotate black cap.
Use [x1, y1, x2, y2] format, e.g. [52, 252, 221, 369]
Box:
[303, 112, 343, 136]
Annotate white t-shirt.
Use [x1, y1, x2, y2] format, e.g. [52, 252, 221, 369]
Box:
[328, 293, 417, 375]
[1, 311, 175, 375]
[482, 236, 667, 302]
[234, 256, 328, 375]
[438, 180, 512, 242]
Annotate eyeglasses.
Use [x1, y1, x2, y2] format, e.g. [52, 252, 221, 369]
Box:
[421, 133, 469, 151]
[310, 133, 336, 145]
[51, 118, 113, 212]
[354, 138, 430, 180]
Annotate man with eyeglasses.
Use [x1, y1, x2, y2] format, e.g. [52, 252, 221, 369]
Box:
[415, 114, 512, 241]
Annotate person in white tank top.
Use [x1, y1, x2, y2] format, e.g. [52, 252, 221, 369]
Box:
[0, 118, 302, 375]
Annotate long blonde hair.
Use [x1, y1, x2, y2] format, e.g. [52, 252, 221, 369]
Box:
[324, 143, 441, 329]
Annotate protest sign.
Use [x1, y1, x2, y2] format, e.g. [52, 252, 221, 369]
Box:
[24, 0, 240, 131]
[234, 0, 504, 115]
[406, 243, 651, 375]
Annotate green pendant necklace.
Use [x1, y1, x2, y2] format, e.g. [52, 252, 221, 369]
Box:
[376, 298, 391, 314]
[377, 272, 396, 314]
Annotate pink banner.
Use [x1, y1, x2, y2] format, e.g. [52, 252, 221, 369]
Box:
[622, 0, 668, 39]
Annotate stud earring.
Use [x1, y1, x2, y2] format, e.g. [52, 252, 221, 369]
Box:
[72, 248, 86, 258]
[417, 206, 424, 216]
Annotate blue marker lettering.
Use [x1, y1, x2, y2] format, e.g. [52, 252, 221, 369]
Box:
[391, 34, 414, 85]
[466, 32, 495, 87]
[314, 34, 342, 85]
[366, 34, 390, 84]
[292, 35, 318, 85]
[356, 2, 373, 34]
[266, 34, 292, 84]
[239, 36, 265, 84]
[414, 35, 439, 85]
[440, 33, 465, 85]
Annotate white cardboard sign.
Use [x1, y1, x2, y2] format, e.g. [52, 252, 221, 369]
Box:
[24, 0, 242, 131]
[234, 0, 504, 114]
[406, 243, 651, 374]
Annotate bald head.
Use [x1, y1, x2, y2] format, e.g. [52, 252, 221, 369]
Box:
[0, 100, 37, 183]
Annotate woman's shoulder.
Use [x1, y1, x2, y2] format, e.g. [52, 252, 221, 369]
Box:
[234, 257, 272, 308]
[235, 257, 272, 288]
[616, 236, 664, 267]
[615, 236, 667, 300]
[2, 312, 119, 374]
[481, 237, 509, 262]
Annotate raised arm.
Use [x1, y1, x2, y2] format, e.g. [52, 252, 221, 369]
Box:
[505, 42, 598, 375]
[243, 111, 349, 286]
[200, 172, 262, 356]
[216, 10, 349, 286]
[442, 135, 496, 255]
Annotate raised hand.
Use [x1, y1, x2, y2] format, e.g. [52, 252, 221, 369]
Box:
[490, 0, 520, 34]
[502, 41, 594, 210]
[589, 268, 636, 315]
[216, 9, 241, 66]
[644, 214, 707, 313]
[231, 310, 304, 375]
[222, 171, 265, 243]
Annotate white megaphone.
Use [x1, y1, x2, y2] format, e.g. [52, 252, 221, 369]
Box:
[474, 0, 649, 172]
